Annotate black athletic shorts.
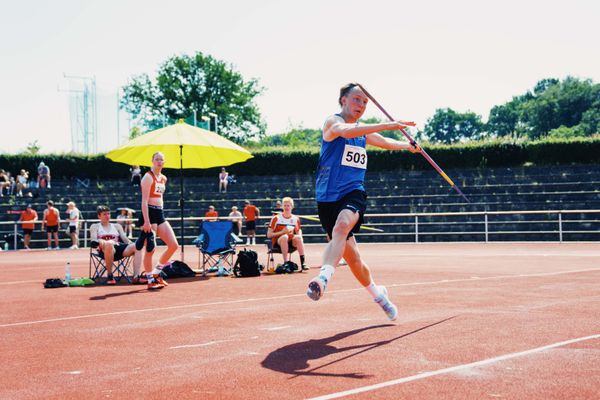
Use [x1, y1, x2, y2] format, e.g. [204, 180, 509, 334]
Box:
[138, 205, 166, 226]
[273, 241, 296, 252]
[69, 226, 77, 233]
[98, 243, 129, 262]
[46, 225, 58, 233]
[246, 220, 256, 231]
[23, 228, 33, 235]
[317, 189, 367, 239]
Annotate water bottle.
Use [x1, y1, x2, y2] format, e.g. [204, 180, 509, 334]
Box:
[217, 258, 224, 276]
[3, 242, 8, 251]
[65, 262, 72, 282]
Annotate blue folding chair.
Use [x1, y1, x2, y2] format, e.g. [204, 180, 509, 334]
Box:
[193, 221, 237, 276]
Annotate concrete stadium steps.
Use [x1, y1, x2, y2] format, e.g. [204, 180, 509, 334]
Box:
[2, 164, 599, 247]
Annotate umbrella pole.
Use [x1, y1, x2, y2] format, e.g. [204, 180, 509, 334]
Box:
[179, 145, 184, 262]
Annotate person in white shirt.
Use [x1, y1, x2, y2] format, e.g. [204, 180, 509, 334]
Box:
[229, 206, 243, 236]
[66, 201, 80, 249]
[90, 205, 143, 285]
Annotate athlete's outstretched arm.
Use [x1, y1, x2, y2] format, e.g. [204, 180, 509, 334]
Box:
[324, 115, 415, 142]
[366, 133, 422, 153]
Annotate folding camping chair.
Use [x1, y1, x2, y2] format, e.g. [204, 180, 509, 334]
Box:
[193, 221, 237, 275]
[265, 238, 296, 273]
[89, 240, 133, 283]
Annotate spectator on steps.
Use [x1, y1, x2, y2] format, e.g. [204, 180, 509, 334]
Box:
[243, 199, 260, 245]
[42, 200, 60, 250]
[16, 169, 29, 197]
[37, 161, 51, 189]
[0, 170, 9, 196]
[219, 167, 229, 193]
[117, 208, 134, 238]
[130, 165, 142, 186]
[229, 206, 242, 236]
[66, 201, 80, 249]
[19, 204, 38, 249]
[205, 205, 219, 222]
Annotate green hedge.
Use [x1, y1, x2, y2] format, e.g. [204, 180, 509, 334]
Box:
[2, 138, 599, 179]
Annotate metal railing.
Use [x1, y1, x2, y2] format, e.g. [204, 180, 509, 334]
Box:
[1, 209, 599, 250]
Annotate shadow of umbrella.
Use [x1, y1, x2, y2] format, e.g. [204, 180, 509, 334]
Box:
[106, 120, 252, 261]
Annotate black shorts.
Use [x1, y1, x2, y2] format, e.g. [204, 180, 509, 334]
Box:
[98, 243, 129, 262]
[138, 205, 166, 226]
[23, 228, 33, 235]
[69, 226, 77, 233]
[246, 220, 256, 231]
[273, 240, 296, 252]
[46, 225, 58, 233]
[317, 190, 367, 239]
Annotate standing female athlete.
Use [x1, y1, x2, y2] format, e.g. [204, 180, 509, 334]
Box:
[306, 83, 421, 320]
[137, 152, 179, 290]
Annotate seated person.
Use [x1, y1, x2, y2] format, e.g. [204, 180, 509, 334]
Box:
[37, 161, 51, 189]
[89, 205, 143, 285]
[218, 167, 229, 193]
[266, 197, 308, 271]
[205, 205, 219, 222]
[229, 206, 242, 236]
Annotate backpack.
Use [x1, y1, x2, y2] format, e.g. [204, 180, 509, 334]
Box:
[275, 261, 299, 274]
[44, 278, 67, 288]
[160, 261, 196, 278]
[233, 248, 262, 277]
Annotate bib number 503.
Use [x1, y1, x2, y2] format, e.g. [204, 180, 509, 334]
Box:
[341, 145, 367, 169]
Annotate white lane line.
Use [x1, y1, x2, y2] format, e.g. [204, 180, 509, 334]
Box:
[170, 339, 236, 349]
[0, 279, 42, 285]
[2, 267, 599, 328]
[306, 333, 600, 400]
[261, 325, 293, 331]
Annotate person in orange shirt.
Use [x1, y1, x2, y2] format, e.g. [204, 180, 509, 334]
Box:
[19, 204, 38, 249]
[267, 197, 308, 270]
[42, 200, 60, 250]
[204, 205, 219, 222]
[243, 199, 260, 245]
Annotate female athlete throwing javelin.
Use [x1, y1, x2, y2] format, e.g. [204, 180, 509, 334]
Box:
[137, 151, 179, 290]
[306, 83, 421, 320]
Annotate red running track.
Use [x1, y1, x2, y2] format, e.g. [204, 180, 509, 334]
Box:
[1, 243, 599, 399]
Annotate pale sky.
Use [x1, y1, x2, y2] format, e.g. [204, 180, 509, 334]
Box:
[1, 0, 599, 154]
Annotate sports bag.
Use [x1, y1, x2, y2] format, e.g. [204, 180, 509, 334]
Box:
[160, 260, 196, 278]
[233, 248, 262, 277]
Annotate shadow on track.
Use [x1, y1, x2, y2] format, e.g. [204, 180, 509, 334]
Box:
[261, 316, 456, 379]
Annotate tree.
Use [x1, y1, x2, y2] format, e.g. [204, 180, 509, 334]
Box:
[423, 108, 485, 144]
[129, 126, 143, 140]
[121, 52, 266, 142]
[256, 126, 321, 147]
[25, 140, 40, 155]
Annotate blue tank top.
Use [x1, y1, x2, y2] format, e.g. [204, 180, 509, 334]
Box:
[315, 120, 367, 202]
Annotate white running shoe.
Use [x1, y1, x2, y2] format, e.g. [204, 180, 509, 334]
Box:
[306, 275, 328, 301]
[374, 286, 398, 321]
[69, 245, 78, 249]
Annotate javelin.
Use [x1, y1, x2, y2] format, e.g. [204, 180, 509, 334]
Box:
[300, 215, 384, 232]
[355, 83, 470, 203]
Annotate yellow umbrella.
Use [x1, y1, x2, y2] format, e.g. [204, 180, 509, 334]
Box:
[106, 120, 253, 261]
[106, 120, 253, 168]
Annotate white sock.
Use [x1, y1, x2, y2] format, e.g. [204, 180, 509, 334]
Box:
[319, 264, 335, 283]
[151, 262, 166, 275]
[366, 282, 382, 300]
